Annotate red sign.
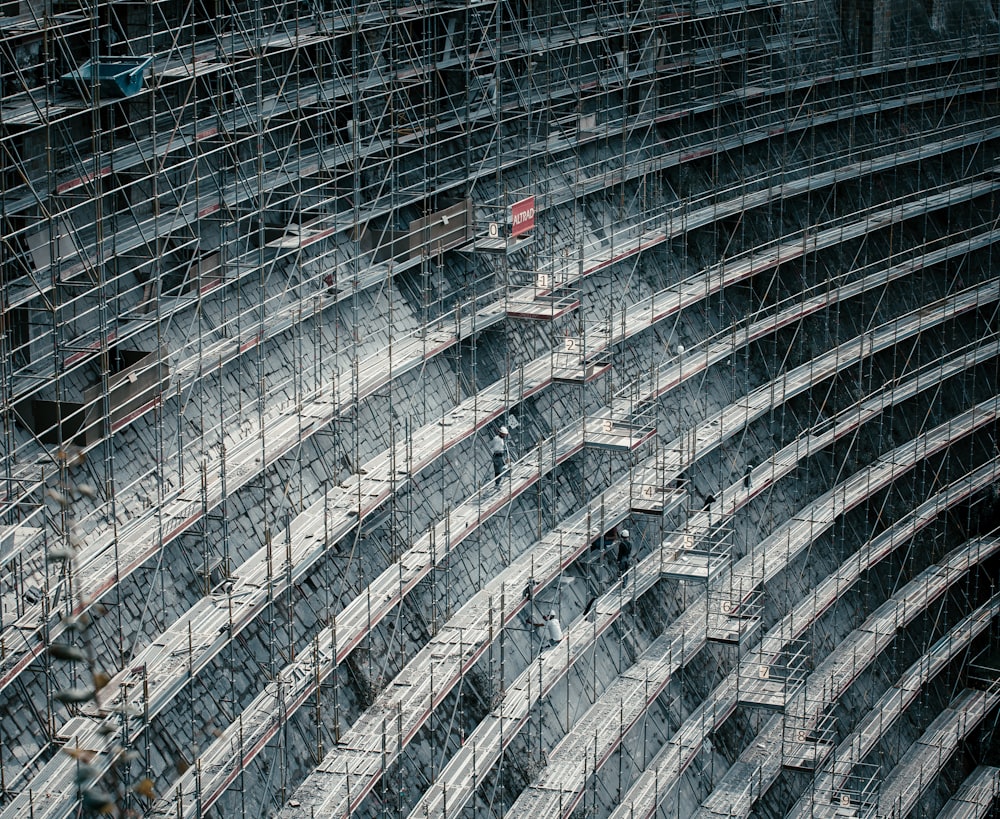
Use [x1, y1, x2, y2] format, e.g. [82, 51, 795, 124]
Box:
[511, 196, 535, 237]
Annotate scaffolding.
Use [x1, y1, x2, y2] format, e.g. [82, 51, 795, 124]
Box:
[736, 636, 809, 710]
[809, 763, 881, 819]
[659, 516, 731, 583]
[1, 0, 999, 817]
[938, 766, 1000, 819]
[122, 255, 997, 817]
[411, 382, 1000, 819]
[781, 698, 836, 772]
[628, 539, 1000, 819]
[788, 594, 1000, 819]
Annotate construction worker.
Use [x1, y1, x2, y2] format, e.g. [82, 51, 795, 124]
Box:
[543, 611, 563, 646]
[617, 528, 632, 575]
[491, 425, 510, 490]
[529, 610, 563, 648]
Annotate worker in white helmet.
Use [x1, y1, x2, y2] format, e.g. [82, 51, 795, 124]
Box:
[616, 528, 636, 587]
[490, 425, 510, 490]
[617, 528, 632, 576]
[529, 609, 563, 647]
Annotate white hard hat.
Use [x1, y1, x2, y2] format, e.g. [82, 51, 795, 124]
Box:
[499, 426, 509, 435]
[548, 610, 555, 618]
[620, 528, 630, 539]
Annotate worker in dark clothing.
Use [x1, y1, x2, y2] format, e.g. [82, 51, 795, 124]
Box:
[617, 528, 632, 576]
[491, 425, 510, 490]
[744, 464, 753, 488]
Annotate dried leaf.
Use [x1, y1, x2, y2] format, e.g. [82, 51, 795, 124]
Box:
[49, 643, 87, 662]
[54, 686, 94, 704]
[62, 747, 97, 763]
[45, 488, 70, 507]
[76, 596, 106, 615]
[106, 703, 141, 717]
[62, 613, 91, 632]
[48, 545, 77, 562]
[132, 778, 155, 800]
[92, 671, 111, 691]
[77, 483, 98, 499]
[81, 786, 116, 813]
[57, 447, 85, 468]
[74, 763, 99, 784]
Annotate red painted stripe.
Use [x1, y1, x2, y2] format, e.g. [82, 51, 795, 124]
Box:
[298, 226, 336, 249]
[0, 643, 45, 692]
[238, 334, 260, 354]
[680, 147, 712, 162]
[110, 397, 161, 433]
[56, 167, 110, 194]
[656, 110, 685, 123]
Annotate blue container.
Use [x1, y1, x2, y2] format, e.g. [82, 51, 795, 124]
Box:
[61, 57, 153, 99]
